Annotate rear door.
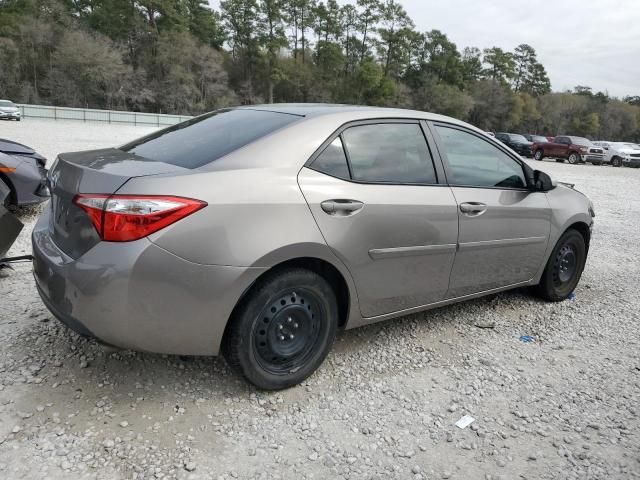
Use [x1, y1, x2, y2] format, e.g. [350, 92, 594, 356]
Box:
[430, 123, 551, 298]
[298, 120, 459, 318]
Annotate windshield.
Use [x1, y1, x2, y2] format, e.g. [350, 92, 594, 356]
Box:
[509, 134, 529, 143]
[619, 143, 639, 149]
[0, 101, 16, 107]
[570, 137, 593, 146]
[121, 109, 300, 169]
[531, 136, 547, 143]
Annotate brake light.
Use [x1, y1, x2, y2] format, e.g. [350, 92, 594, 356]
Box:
[73, 194, 207, 242]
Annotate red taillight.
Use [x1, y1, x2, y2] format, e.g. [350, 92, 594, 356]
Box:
[73, 194, 207, 242]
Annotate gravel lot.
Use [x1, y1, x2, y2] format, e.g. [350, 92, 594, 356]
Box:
[1, 118, 639, 480]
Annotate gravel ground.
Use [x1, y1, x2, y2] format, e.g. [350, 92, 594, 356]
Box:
[1, 119, 639, 480]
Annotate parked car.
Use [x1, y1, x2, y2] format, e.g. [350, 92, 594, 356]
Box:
[0, 138, 49, 207]
[0, 180, 24, 260]
[532, 136, 605, 164]
[0, 100, 21, 121]
[494, 133, 533, 157]
[32, 105, 594, 390]
[594, 141, 640, 167]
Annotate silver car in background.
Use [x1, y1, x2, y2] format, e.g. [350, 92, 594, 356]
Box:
[0, 100, 21, 121]
[594, 141, 640, 167]
[32, 105, 594, 389]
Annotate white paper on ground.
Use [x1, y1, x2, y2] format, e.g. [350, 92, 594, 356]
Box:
[455, 415, 475, 429]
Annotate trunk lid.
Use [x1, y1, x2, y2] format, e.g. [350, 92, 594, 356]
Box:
[48, 148, 187, 259]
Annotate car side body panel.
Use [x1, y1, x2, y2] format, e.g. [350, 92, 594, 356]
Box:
[31, 104, 594, 356]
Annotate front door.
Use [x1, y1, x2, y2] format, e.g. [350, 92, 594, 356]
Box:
[431, 123, 552, 298]
[298, 121, 459, 318]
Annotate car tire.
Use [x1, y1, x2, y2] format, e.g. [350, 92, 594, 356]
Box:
[567, 152, 580, 164]
[533, 229, 587, 302]
[534, 150, 544, 161]
[611, 156, 622, 168]
[222, 268, 338, 390]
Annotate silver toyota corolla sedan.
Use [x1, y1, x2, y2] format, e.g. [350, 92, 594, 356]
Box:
[32, 104, 594, 389]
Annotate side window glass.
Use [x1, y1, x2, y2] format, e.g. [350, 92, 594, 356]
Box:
[434, 126, 527, 189]
[341, 123, 437, 184]
[311, 138, 350, 180]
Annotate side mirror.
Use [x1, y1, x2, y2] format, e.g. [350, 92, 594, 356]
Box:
[533, 170, 555, 192]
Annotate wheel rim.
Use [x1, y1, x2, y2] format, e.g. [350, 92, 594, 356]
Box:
[553, 244, 577, 286]
[568, 154, 578, 164]
[253, 288, 323, 375]
[535, 151, 542, 160]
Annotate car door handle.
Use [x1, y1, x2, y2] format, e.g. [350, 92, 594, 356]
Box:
[321, 200, 364, 215]
[460, 202, 487, 216]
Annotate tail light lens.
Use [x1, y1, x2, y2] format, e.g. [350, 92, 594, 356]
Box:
[73, 194, 207, 242]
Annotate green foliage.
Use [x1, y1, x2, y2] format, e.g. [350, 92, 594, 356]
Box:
[0, 0, 638, 141]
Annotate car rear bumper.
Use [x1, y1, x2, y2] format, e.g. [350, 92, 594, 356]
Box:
[32, 209, 266, 355]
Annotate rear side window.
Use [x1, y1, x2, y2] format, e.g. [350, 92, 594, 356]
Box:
[341, 123, 437, 184]
[120, 109, 299, 169]
[435, 125, 526, 189]
[312, 138, 350, 180]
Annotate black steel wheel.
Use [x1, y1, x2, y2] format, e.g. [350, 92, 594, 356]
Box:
[534, 229, 587, 302]
[223, 268, 338, 390]
[253, 288, 324, 375]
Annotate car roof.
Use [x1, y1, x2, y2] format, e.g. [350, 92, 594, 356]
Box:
[234, 103, 468, 125]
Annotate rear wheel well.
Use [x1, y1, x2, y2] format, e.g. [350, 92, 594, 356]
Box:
[566, 222, 591, 252]
[223, 257, 351, 346]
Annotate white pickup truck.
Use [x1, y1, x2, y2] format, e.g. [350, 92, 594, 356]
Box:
[593, 141, 640, 168]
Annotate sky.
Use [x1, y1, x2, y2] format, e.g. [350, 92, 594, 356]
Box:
[209, 0, 640, 98]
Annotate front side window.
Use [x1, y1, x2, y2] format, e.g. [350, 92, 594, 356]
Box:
[341, 123, 437, 184]
[435, 125, 527, 189]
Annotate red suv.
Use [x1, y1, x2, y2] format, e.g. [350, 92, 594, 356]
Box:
[532, 136, 605, 165]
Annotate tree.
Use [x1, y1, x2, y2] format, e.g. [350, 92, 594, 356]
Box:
[221, 0, 262, 102]
[356, 0, 381, 62]
[376, 0, 414, 79]
[461, 46, 482, 84]
[468, 79, 517, 131]
[259, 0, 287, 102]
[482, 47, 515, 84]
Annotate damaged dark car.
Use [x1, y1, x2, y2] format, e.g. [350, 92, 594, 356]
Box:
[0, 138, 49, 207]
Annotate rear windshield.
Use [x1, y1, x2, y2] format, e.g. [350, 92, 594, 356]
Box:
[120, 109, 300, 169]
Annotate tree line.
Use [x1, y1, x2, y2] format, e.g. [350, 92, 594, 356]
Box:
[1, 0, 639, 141]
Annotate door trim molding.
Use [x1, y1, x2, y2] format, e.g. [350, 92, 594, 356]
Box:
[369, 243, 457, 260]
[458, 236, 547, 251]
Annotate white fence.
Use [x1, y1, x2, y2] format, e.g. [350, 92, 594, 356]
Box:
[18, 104, 193, 126]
